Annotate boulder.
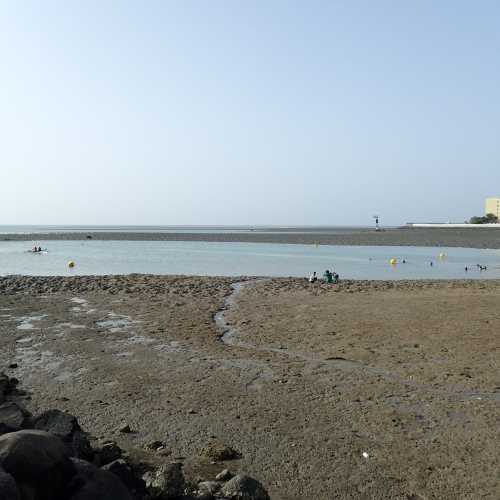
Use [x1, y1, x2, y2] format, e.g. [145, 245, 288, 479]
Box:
[0, 402, 31, 434]
[220, 474, 270, 500]
[102, 459, 146, 495]
[68, 458, 132, 500]
[0, 467, 20, 500]
[144, 462, 185, 499]
[33, 409, 93, 460]
[0, 429, 75, 500]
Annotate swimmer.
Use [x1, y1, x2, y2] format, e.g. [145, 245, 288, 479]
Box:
[309, 272, 318, 283]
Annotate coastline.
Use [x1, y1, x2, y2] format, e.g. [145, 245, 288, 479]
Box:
[3, 226, 500, 248]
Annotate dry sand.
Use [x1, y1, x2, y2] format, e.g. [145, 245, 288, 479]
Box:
[3, 226, 500, 248]
[1, 275, 500, 499]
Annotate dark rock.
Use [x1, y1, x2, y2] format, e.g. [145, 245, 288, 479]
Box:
[33, 409, 93, 460]
[0, 402, 31, 434]
[144, 462, 185, 499]
[0, 374, 17, 404]
[68, 458, 133, 500]
[0, 373, 10, 395]
[7, 364, 17, 370]
[220, 474, 270, 500]
[0, 429, 76, 500]
[96, 441, 123, 466]
[200, 442, 241, 461]
[0, 467, 20, 500]
[102, 459, 146, 495]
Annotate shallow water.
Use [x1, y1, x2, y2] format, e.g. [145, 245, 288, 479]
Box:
[1, 240, 500, 279]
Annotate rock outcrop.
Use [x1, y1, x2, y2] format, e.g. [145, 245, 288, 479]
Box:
[0, 372, 271, 499]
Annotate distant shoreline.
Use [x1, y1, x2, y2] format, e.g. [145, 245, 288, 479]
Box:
[3, 227, 500, 248]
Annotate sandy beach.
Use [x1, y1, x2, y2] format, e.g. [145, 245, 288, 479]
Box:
[1, 274, 500, 499]
[3, 227, 500, 248]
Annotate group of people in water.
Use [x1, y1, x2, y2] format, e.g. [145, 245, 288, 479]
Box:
[308, 259, 489, 281]
[309, 270, 339, 284]
[465, 264, 488, 272]
[31, 246, 43, 252]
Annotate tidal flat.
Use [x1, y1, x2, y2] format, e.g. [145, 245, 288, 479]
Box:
[1, 274, 500, 499]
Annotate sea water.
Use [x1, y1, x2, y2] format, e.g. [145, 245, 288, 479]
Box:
[1, 240, 499, 280]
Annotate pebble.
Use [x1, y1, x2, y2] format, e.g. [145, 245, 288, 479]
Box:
[117, 423, 132, 433]
[145, 440, 165, 450]
[216, 468, 233, 481]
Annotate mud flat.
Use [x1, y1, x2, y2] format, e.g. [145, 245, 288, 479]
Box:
[2, 274, 500, 499]
[3, 226, 500, 248]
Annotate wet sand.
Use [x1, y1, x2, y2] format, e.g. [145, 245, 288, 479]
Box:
[3, 226, 500, 248]
[1, 275, 500, 499]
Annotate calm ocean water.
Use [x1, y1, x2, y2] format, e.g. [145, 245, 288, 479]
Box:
[1, 240, 499, 280]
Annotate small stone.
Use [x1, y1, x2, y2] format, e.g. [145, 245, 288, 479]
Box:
[144, 462, 185, 499]
[7, 364, 17, 370]
[215, 469, 232, 481]
[220, 474, 270, 500]
[200, 442, 240, 461]
[117, 424, 131, 434]
[198, 480, 222, 495]
[145, 440, 165, 451]
[187, 409, 196, 415]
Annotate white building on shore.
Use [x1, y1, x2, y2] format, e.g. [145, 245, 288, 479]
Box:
[485, 198, 500, 219]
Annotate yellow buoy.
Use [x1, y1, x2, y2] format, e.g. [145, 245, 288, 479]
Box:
[68, 261, 75, 268]
[390, 258, 397, 265]
[438, 252, 446, 259]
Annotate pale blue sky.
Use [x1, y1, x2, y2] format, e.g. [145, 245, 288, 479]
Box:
[1, 1, 499, 225]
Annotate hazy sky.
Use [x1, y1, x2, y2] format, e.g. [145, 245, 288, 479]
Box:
[1, 1, 499, 226]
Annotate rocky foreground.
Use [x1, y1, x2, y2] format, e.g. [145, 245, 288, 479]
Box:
[0, 372, 269, 500]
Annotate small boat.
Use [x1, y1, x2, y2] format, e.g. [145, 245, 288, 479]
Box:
[26, 249, 48, 253]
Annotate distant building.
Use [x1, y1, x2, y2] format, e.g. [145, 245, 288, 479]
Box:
[485, 198, 500, 219]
